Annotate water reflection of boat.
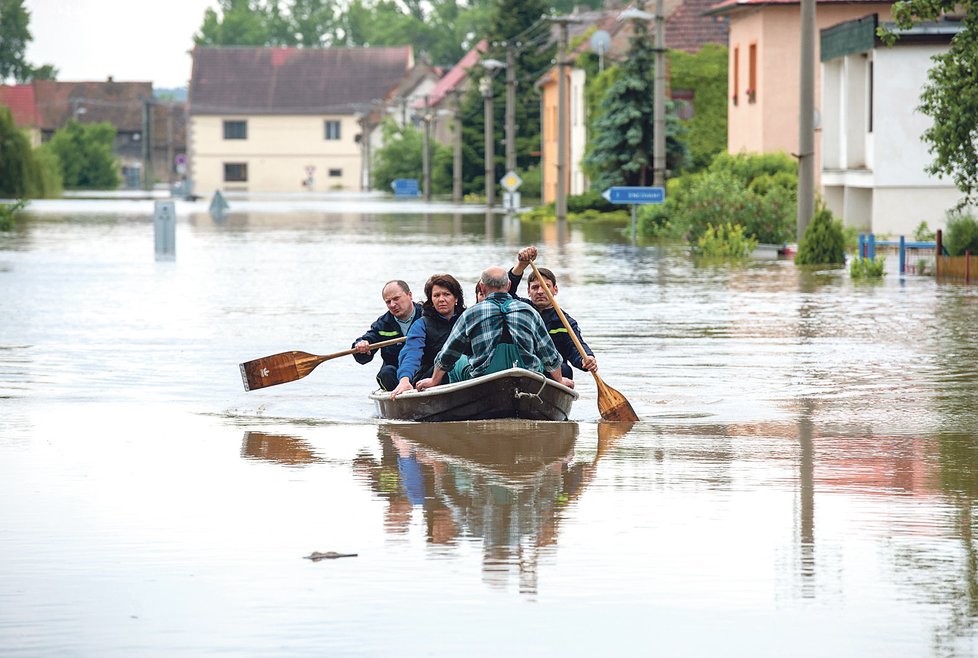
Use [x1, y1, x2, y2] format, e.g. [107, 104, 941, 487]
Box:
[388, 420, 579, 477]
[369, 367, 579, 422]
[363, 421, 582, 594]
[240, 431, 321, 465]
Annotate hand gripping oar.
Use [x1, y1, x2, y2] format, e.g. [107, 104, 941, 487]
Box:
[527, 261, 639, 422]
[240, 337, 407, 391]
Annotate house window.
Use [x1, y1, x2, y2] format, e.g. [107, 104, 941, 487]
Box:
[672, 89, 695, 120]
[324, 120, 341, 140]
[224, 162, 248, 182]
[733, 47, 739, 105]
[328, 168, 342, 177]
[223, 120, 247, 140]
[748, 43, 757, 103]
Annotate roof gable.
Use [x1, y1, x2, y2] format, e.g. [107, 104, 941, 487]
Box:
[189, 46, 414, 116]
[31, 80, 152, 131]
[0, 84, 38, 126]
[414, 40, 488, 110]
[707, 0, 895, 16]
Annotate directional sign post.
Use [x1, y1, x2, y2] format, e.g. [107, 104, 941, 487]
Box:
[391, 178, 420, 198]
[602, 186, 665, 242]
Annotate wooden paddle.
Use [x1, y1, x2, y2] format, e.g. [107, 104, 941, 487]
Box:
[527, 261, 639, 422]
[240, 337, 406, 391]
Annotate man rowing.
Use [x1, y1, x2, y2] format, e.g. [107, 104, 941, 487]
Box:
[413, 267, 574, 392]
[508, 246, 597, 380]
[352, 280, 422, 391]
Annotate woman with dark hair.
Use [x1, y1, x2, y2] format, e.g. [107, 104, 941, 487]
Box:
[390, 274, 466, 398]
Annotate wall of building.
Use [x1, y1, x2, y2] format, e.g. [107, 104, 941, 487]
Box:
[189, 114, 362, 194]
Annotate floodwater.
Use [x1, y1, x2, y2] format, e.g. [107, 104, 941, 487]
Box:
[1, 196, 977, 657]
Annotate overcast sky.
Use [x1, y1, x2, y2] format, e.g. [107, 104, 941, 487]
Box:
[25, 0, 216, 88]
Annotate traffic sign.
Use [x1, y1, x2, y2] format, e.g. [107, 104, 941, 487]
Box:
[391, 178, 420, 197]
[500, 170, 523, 192]
[601, 186, 665, 204]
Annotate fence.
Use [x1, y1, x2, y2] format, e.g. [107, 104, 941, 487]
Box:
[858, 231, 975, 282]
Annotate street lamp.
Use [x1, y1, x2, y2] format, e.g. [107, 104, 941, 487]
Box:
[620, 3, 666, 187]
[481, 58, 506, 209]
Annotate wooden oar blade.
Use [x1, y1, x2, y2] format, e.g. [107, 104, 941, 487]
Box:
[596, 379, 640, 422]
[240, 351, 314, 391]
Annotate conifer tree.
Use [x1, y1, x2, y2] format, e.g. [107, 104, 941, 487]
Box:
[583, 3, 687, 190]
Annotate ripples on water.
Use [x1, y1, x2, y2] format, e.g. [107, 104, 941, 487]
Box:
[1, 205, 977, 656]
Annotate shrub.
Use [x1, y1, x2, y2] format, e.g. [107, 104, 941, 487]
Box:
[693, 222, 758, 258]
[913, 221, 936, 242]
[0, 199, 29, 231]
[795, 204, 846, 265]
[567, 189, 616, 213]
[943, 210, 978, 256]
[850, 256, 885, 278]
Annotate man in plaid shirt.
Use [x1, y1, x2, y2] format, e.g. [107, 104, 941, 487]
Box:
[415, 267, 575, 392]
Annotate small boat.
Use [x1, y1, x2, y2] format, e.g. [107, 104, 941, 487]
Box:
[370, 367, 579, 422]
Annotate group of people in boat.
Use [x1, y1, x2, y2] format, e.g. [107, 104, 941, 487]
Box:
[351, 246, 598, 399]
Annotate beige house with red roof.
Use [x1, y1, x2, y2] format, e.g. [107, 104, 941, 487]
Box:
[705, 0, 894, 179]
[188, 46, 417, 194]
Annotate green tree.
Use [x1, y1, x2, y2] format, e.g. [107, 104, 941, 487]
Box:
[0, 106, 62, 197]
[880, 2, 978, 205]
[0, 104, 34, 195]
[583, 4, 689, 189]
[454, 0, 554, 195]
[669, 43, 728, 172]
[795, 203, 845, 265]
[195, 0, 278, 46]
[0, 0, 56, 83]
[371, 118, 451, 195]
[46, 120, 120, 190]
[0, 0, 30, 82]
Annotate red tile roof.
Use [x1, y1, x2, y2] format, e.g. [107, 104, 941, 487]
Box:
[31, 80, 153, 131]
[669, 0, 730, 51]
[706, 0, 893, 16]
[189, 46, 415, 115]
[414, 40, 488, 110]
[0, 84, 38, 126]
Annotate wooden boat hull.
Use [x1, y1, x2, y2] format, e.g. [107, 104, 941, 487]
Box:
[370, 367, 579, 422]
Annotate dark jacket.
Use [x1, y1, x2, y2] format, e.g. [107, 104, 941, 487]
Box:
[508, 268, 593, 373]
[352, 302, 423, 368]
[396, 307, 462, 383]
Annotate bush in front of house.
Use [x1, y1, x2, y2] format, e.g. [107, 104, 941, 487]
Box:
[795, 203, 846, 266]
[850, 256, 886, 278]
[46, 120, 120, 190]
[637, 151, 796, 244]
[692, 222, 758, 259]
[943, 210, 978, 256]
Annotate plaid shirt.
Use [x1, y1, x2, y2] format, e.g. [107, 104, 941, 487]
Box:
[434, 292, 562, 376]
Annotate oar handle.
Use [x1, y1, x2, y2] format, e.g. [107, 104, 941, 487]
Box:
[527, 261, 589, 362]
[327, 336, 406, 361]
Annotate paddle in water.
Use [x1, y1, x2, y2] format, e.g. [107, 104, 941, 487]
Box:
[240, 337, 406, 391]
[527, 261, 639, 422]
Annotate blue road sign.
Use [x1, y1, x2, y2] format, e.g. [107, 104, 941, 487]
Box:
[392, 178, 420, 197]
[601, 186, 665, 204]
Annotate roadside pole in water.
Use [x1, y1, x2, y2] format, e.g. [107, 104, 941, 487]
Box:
[154, 200, 176, 260]
[601, 186, 665, 244]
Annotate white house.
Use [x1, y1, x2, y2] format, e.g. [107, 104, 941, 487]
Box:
[820, 15, 965, 234]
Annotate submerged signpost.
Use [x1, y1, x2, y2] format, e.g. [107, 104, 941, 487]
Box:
[601, 186, 665, 242]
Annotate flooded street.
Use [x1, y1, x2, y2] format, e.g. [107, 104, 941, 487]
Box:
[2, 197, 977, 656]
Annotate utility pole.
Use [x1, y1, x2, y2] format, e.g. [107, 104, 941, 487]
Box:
[481, 59, 506, 209]
[797, 0, 816, 239]
[142, 99, 154, 191]
[422, 96, 432, 201]
[505, 44, 517, 174]
[452, 92, 463, 203]
[653, 0, 666, 188]
[550, 16, 581, 222]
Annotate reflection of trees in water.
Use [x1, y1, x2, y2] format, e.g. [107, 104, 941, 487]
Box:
[354, 422, 611, 595]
